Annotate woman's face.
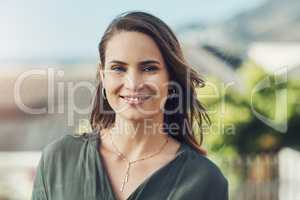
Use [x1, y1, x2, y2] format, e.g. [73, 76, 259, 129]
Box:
[100, 31, 170, 122]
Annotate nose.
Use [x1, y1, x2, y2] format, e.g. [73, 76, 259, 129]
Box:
[124, 70, 143, 91]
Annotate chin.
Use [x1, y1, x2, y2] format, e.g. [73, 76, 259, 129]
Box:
[121, 113, 147, 121]
[120, 110, 156, 122]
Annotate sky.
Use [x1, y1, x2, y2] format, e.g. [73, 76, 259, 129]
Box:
[0, 0, 267, 63]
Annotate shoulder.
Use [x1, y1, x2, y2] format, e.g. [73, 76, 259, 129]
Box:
[38, 131, 100, 184]
[174, 144, 229, 199]
[33, 131, 100, 197]
[169, 144, 229, 199]
[41, 131, 99, 164]
[182, 144, 228, 187]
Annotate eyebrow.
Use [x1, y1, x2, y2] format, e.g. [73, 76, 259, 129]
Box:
[109, 60, 161, 65]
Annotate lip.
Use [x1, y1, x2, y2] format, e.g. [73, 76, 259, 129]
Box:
[120, 94, 152, 98]
[119, 95, 152, 105]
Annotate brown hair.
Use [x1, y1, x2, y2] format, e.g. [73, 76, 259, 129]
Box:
[90, 11, 210, 155]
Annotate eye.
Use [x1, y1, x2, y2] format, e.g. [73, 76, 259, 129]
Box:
[143, 66, 159, 72]
[111, 65, 126, 72]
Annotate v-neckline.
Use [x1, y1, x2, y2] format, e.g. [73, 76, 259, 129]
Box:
[95, 134, 186, 200]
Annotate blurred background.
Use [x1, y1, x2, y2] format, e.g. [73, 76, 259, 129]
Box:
[1, 0, 300, 199]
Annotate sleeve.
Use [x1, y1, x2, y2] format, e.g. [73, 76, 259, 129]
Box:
[205, 173, 229, 200]
[220, 178, 229, 200]
[31, 152, 48, 200]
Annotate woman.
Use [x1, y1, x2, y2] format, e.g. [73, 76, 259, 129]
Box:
[31, 11, 228, 200]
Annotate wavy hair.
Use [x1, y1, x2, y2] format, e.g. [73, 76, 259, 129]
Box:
[90, 11, 210, 155]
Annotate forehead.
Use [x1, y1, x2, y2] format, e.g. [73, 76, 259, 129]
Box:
[105, 31, 165, 64]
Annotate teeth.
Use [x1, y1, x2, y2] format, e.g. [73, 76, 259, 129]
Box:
[125, 97, 142, 100]
[122, 96, 150, 102]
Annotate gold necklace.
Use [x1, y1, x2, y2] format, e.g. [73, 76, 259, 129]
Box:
[109, 130, 169, 192]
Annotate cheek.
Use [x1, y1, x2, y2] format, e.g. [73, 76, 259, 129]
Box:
[146, 73, 169, 88]
[104, 74, 121, 89]
[104, 80, 121, 100]
[145, 80, 169, 105]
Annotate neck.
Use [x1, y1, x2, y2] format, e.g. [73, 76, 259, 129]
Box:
[105, 114, 169, 160]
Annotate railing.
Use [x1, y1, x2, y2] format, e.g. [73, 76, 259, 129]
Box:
[220, 150, 300, 200]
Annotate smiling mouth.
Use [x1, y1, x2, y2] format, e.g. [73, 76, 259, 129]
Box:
[119, 95, 152, 104]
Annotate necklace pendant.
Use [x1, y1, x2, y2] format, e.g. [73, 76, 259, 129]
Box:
[120, 180, 125, 192]
[109, 130, 170, 193]
[124, 173, 129, 183]
[120, 164, 130, 192]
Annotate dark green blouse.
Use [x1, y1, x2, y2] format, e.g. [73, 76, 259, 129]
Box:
[31, 131, 228, 200]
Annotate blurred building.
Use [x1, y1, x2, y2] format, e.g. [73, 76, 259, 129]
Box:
[248, 42, 300, 77]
